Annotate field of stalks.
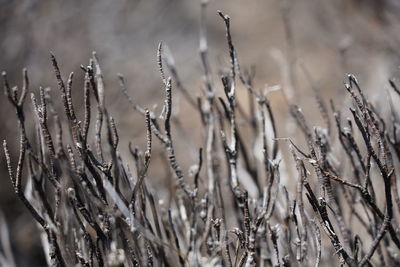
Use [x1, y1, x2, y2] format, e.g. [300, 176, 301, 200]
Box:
[1, 1, 400, 266]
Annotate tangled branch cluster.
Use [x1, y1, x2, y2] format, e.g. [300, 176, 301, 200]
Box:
[2, 7, 400, 267]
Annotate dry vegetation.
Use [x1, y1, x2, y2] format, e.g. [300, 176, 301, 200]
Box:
[2, 3, 400, 267]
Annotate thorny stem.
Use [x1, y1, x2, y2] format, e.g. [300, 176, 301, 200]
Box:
[3, 10, 400, 267]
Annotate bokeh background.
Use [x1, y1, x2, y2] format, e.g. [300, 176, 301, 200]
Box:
[1, 0, 400, 265]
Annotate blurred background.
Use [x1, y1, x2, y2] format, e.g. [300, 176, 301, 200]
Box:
[1, 0, 400, 265]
